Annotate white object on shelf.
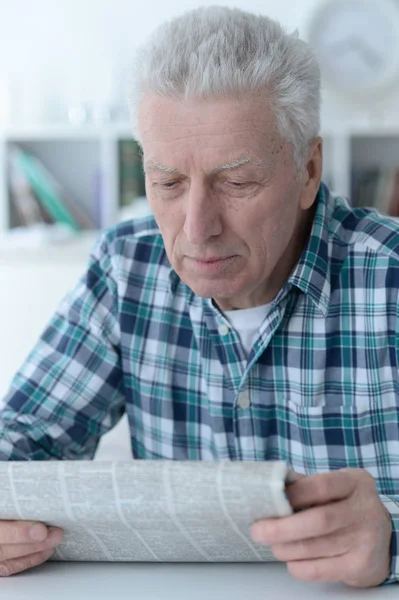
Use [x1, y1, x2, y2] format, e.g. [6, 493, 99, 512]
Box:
[307, 0, 399, 102]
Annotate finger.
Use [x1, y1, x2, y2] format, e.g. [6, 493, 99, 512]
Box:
[271, 527, 354, 562]
[0, 548, 55, 577]
[286, 551, 375, 586]
[0, 528, 63, 562]
[287, 470, 357, 511]
[251, 498, 353, 544]
[0, 521, 53, 544]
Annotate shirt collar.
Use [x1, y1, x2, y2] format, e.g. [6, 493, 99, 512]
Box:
[286, 182, 331, 316]
[168, 182, 333, 316]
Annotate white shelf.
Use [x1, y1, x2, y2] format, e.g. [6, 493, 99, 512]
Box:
[0, 122, 134, 140]
[0, 123, 142, 234]
[4, 119, 399, 139]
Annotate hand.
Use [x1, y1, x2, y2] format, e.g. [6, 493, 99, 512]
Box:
[250, 468, 392, 587]
[0, 521, 63, 576]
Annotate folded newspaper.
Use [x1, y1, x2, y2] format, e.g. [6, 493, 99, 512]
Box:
[0, 460, 295, 562]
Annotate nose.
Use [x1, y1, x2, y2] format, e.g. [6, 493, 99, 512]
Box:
[183, 184, 222, 245]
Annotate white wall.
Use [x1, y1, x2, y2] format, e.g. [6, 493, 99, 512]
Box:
[0, 0, 321, 124]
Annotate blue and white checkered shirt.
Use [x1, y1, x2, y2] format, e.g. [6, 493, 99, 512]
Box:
[1, 182, 399, 582]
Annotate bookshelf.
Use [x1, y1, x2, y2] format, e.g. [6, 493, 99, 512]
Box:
[0, 123, 137, 236]
[1, 122, 399, 237]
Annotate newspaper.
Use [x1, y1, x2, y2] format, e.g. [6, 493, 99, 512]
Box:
[0, 460, 295, 562]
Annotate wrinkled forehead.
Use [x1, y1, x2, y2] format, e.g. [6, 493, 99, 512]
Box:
[138, 93, 289, 174]
[138, 92, 279, 141]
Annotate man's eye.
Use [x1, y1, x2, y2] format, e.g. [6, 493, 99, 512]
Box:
[228, 181, 246, 187]
[161, 182, 178, 189]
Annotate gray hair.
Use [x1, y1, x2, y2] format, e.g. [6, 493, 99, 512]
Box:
[128, 5, 321, 171]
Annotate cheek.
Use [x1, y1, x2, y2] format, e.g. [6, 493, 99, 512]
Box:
[244, 194, 298, 259]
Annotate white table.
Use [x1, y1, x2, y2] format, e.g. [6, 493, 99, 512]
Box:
[0, 562, 397, 599]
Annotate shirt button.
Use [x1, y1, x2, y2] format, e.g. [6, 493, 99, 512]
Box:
[218, 324, 229, 336]
[237, 392, 250, 410]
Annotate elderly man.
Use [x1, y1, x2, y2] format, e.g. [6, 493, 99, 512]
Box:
[0, 5, 398, 587]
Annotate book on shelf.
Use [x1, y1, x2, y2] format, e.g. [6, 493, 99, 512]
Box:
[8, 148, 51, 228]
[7, 145, 95, 231]
[351, 167, 399, 217]
[118, 139, 145, 208]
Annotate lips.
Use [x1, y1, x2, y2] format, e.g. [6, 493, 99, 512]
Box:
[188, 256, 232, 262]
[196, 258, 227, 263]
[184, 254, 238, 276]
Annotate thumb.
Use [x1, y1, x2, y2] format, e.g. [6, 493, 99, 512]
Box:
[286, 468, 305, 485]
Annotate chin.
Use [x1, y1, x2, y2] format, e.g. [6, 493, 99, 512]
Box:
[183, 278, 241, 301]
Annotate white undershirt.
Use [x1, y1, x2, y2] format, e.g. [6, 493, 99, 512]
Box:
[224, 302, 273, 357]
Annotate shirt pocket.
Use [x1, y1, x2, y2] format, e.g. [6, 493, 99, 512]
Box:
[284, 379, 398, 411]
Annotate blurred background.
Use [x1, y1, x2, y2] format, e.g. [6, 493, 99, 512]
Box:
[2, 0, 399, 456]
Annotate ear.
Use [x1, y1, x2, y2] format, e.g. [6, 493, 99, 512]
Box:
[299, 137, 323, 211]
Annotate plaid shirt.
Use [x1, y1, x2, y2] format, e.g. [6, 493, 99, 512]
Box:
[1, 182, 399, 583]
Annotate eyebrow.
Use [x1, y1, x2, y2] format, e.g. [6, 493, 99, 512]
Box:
[143, 156, 267, 174]
[144, 160, 179, 174]
[212, 157, 266, 172]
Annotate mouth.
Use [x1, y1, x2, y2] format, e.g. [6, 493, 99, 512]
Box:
[185, 255, 238, 274]
[190, 256, 232, 263]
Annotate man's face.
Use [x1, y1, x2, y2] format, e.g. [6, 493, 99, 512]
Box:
[139, 93, 319, 310]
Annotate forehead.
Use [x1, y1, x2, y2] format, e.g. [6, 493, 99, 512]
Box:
[138, 93, 285, 172]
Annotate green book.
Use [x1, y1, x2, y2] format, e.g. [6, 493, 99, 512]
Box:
[119, 140, 145, 207]
[12, 146, 81, 232]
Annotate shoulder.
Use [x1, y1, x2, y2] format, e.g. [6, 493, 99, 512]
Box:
[99, 214, 163, 253]
[83, 214, 171, 295]
[91, 214, 168, 268]
[328, 193, 399, 264]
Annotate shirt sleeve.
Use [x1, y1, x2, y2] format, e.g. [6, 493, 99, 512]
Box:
[0, 233, 126, 460]
[380, 495, 399, 584]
